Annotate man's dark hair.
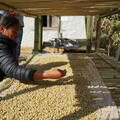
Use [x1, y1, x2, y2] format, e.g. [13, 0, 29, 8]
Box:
[0, 14, 19, 29]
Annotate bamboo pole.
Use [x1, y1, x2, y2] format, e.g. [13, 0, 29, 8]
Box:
[33, 16, 43, 52]
[58, 16, 62, 38]
[115, 44, 120, 61]
[86, 16, 92, 53]
[95, 18, 101, 53]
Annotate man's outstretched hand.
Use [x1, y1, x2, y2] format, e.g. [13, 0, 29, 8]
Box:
[33, 69, 67, 80]
[49, 69, 67, 79]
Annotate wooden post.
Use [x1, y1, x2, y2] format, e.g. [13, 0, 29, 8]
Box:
[86, 16, 92, 53]
[115, 44, 120, 61]
[47, 15, 50, 27]
[58, 16, 62, 38]
[95, 18, 101, 53]
[58, 16, 61, 33]
[33, 16, 43, 52]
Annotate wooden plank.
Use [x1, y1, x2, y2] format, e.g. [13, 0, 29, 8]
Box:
[103, 78, 120, 82]
[20, 9, 109, 16]
[2, 0, 118, 3]
[5, 1, 118, 8]
[98, 53, 120, 72]
[104, 82, 120, 87]
[100, 73, 120, 79]
[21, 8, 102, 12]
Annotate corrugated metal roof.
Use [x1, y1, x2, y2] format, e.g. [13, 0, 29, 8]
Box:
[0, 0, 119, 17]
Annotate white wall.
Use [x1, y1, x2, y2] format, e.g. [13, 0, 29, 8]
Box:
[61, 16, 86, 39]
[43, 30, 58, 42]
[21, 16, 86, 47]
[22, 17, 35, 47]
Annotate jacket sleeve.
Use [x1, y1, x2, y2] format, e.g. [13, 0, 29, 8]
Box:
[0, 43, 36, 81]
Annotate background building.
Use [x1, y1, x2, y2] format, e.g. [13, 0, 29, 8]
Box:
[21, 16, 86, 49]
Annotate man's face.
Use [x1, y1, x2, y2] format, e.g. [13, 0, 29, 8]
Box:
[1, 24, 20, 40]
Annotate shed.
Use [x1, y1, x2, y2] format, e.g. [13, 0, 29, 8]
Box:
[0, 0, 119, 52]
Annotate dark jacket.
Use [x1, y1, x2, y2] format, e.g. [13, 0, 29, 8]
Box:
[0, 34, 35, 81]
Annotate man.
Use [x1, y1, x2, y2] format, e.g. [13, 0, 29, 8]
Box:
[0, 10, 24, 58]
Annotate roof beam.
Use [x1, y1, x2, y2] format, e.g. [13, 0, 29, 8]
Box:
[3, 1, 118, 9]
[99, 8, 120, 18]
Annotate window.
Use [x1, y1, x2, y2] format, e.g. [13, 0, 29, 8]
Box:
[42, 15, 59, 28]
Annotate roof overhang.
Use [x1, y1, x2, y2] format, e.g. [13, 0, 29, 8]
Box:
[0, 0, 120, 17]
